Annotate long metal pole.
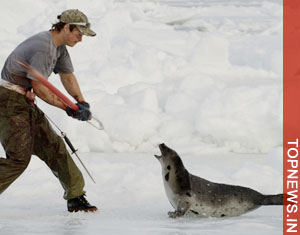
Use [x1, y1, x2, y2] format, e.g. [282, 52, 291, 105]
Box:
[45, 114, 96, 184]
[62, 132, 96, 184]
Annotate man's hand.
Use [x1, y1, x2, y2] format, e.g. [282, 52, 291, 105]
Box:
[66, 101, 91, 121]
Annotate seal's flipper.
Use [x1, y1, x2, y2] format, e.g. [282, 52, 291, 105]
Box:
[168, 200, 190, 218]
[260, 194, 283, 205]
[168, 210, 185, 218]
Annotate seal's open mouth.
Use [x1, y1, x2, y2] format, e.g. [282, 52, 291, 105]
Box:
[154, 154, 161, 159]
[154, 143, 166, 159]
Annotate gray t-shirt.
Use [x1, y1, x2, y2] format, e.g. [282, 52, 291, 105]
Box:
[1, 31, 74, 89]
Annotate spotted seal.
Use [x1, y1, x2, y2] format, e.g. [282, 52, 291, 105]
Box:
[154, 143, 283, 218]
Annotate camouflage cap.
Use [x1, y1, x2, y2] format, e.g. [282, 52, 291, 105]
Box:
[60, 9, 96, 37]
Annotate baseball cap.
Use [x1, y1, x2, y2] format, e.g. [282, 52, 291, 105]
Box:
[59, 9, 96, 37]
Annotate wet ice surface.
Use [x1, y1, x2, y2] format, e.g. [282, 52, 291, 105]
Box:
[0, 152, 282, 235]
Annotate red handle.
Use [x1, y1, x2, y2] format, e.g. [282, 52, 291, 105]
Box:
[17, 61, 79, 110]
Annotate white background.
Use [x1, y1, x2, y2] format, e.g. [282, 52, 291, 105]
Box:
[0, 0, 282, 234]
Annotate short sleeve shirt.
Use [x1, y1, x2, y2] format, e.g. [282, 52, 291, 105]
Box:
[1, 31, 74, 89]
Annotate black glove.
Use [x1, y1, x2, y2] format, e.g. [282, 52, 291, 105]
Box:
[66, 101, 91, 121]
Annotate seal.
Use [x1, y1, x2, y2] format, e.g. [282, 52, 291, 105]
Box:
[154, 143, 283, 218]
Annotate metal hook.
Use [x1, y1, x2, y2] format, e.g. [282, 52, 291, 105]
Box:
[87, 115, 104, 130]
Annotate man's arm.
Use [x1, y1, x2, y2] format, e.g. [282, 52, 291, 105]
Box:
[32, 80, 67, 110]
[59, 73, 85, 103]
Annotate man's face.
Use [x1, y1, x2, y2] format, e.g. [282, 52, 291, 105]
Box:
[65, 25, 82, 47]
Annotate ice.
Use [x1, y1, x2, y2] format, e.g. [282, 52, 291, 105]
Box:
[0, 152, 283, 235]
[0, 0, 282, 234]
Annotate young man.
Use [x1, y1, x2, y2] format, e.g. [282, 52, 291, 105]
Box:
[0, 9, 97, 212]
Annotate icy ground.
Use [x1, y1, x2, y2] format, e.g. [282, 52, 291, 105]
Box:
[0, 0, 282, 234]
[0, 151, 282, 235]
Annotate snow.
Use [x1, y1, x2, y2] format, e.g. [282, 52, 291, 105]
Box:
[0, 152, 282, 235]
[0, 0, 282, 234]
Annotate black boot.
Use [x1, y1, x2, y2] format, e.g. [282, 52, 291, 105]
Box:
[67, 194, 98, 212]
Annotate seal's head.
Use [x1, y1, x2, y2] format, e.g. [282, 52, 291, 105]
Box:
[155, 143, 191, 195]
[154, 143, 185, 170]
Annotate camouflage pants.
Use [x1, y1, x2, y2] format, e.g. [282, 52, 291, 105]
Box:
[0, 86, 84, 200]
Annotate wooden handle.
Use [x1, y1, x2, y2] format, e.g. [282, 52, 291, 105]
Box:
[17, 60, 79, 110]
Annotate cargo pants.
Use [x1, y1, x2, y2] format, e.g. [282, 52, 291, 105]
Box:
[0, 86, 85, 200]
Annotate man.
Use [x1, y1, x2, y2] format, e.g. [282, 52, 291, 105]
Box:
[0, 9, 97, 212]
